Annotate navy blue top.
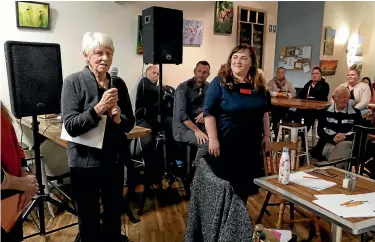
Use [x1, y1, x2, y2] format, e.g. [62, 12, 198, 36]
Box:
[203, 76, 267, 146]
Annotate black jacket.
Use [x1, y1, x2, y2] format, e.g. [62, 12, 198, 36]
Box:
[185, 159, 253, 242]
[299, 78, 330, 101]
[61, 66, 135, 168]
[135, 77, 160, 124]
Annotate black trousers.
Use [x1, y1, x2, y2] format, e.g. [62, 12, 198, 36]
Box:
[70, 161, 124, 242]
[270, 105, 289, 135]
[1, 217, 23, 242]
[137, 116, 176, 185]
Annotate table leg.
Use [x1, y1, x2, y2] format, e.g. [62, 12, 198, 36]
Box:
[330, 224, 342, 242]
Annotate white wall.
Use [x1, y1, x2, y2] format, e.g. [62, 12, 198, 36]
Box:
[321, 1, 375, 96]
[0, 1, 278, 112]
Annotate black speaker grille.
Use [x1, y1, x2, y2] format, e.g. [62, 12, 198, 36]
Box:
[5, 41, 63, 118]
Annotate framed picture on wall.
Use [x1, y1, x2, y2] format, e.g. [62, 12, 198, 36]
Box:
[15, 1, 50, 30]
[323, 27, 336, 56]
[136, 15, 143, 55]
[214, 1, 234, 34]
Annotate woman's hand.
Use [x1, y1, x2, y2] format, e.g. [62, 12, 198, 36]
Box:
[95, 88, 118, 115]
[263, 136, 271, 152]
[209, 139, 220, 157]
[108, 105, 121, 124]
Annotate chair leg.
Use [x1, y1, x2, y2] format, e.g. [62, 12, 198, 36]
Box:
[277, 202, 286, 229]
[277, 126, 283, 142]
[313, 215, 321, 241]
[289, 203, 294, 229]
[256, 191, 272, 224]
[185, 145, 192, 198]
[304, 127, 310, 165]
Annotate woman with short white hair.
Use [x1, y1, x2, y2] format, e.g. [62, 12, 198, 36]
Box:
[61, 32, 135, 242]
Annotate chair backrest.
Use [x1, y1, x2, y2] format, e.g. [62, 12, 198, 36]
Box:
[350, 125, 375, 175]
[262, 138, 302, 176]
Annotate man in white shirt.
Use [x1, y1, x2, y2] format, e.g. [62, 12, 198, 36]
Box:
[267, 67, 296, 135]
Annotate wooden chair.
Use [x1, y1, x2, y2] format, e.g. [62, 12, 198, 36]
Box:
[256, 138, 321, 241]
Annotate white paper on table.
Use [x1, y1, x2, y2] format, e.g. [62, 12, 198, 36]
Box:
[302, 63, 310, 73]
[60, 115, 107, 149]
[295, 63, 302, 68]
[289, 171, 336, 191]
[313, 193, 375, 218]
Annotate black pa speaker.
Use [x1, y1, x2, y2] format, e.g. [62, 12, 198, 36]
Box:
[142, 6, 183, 65]
[4, 41, 63, 119]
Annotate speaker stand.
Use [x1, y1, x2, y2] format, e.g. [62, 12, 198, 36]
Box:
[22, 115, 78, 239]
[155, 64, 177, 187]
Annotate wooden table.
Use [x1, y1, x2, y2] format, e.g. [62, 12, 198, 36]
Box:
[19, 116, 151, 149]
[254, 167, 375, 241]
[271, 97, 330, 110]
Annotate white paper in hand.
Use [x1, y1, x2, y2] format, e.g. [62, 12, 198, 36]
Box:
[61, 115, 107, 149]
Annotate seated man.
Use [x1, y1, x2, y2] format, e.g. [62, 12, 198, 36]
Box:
[173, 61, 210, 160]
[267, 67, 296, 134]
[135, 65, 174, 188]
[311, 86, 362, 169]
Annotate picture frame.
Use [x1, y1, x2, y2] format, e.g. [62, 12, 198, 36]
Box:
[214, 1, 234, 34]
[136, 15, 143, 55]
[15, 1, 51, 30]
[323, 27, 336, 56]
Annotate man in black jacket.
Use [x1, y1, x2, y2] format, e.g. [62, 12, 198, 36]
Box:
[311, 86, 362, 169]
[135, 65, 174, 188]
[292, 66, 330, 131]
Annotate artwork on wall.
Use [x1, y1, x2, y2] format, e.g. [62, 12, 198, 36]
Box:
[214, 1, 234, 34]
[136, 15, 143, 55]
[15, 1, 50, 29]
[183, 19, 204, 46]
[320, 60, 339, 76]
[323, 27, 336, 56]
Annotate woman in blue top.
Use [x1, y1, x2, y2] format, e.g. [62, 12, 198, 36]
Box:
[203, 44, 271, 204]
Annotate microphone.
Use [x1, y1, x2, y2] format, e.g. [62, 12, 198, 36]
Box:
[109, 66, 118, 89]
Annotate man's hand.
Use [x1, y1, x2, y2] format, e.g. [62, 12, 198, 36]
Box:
[195, 130, 209, 145]
[194, 112, 204, 124]
[108, 105, 121, 124]
[334, 133, 345, 144]
[276, 92, 288, 98]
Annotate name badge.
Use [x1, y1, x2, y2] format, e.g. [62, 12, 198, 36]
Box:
[240, 88, 251, 95]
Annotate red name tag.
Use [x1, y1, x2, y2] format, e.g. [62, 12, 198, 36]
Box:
[240, 88, 251, 95]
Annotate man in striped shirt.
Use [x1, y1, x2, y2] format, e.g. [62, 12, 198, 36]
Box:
[311, 86, 363, 169]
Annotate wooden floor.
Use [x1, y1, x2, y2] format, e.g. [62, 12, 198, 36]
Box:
[22, 180, 371, 242]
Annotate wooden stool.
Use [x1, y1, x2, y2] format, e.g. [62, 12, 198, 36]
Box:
[277, 122, 310, 165]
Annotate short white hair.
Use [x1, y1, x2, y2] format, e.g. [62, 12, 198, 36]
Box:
[333, 86, 350, 97]
[81, 32, 115, 55]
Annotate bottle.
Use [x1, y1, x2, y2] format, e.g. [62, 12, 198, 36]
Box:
[278, 146, 291, 185]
